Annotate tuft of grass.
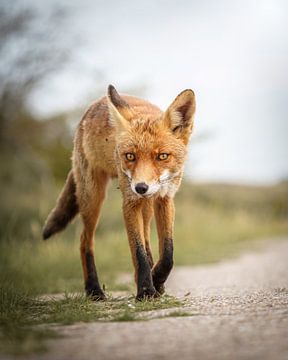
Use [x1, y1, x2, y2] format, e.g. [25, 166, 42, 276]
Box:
[165, 310, 194, 318]
[133, 295, 182, 313]
[0, 285, 184, 355]
[112, 311, 137, 322]
[0, 286, 58, 355]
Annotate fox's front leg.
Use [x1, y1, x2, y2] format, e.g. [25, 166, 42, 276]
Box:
[153, 196, 175, 294]
[142, 199, 154, 269]
[122, 199, 156, 300]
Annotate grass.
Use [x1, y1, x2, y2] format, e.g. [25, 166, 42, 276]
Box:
[0, 286, 183, 355]
[164, 310, 194, 318]
[1, 179, 288, 355]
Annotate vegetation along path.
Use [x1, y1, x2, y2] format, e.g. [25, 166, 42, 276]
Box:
[4, 238, 288, 360]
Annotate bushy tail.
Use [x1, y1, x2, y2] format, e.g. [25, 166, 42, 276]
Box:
[42, 170, 79, 240]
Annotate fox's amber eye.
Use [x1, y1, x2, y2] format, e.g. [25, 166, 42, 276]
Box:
[125, 153, 135, 161]
[157, 153, 169, 161]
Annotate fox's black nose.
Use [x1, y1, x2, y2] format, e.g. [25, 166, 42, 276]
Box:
[135, 182, 149, 195]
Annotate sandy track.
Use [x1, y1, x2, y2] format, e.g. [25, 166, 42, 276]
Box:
[8, 239, 288, 360]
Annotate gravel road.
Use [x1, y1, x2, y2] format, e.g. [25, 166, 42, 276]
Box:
[10, 238, 288, 360]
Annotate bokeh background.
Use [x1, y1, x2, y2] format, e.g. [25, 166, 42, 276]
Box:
[1, 0, 288, 296]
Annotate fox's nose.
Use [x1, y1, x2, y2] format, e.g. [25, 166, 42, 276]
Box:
[135, 182, 149, 195]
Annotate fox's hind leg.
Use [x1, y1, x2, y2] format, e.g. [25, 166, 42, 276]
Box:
[152, 196, 175, 295]
[77, 167, 109, 300]
[142, 199, 154, 268]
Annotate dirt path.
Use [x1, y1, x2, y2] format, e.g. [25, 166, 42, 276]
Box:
[15, 239, 288, 359]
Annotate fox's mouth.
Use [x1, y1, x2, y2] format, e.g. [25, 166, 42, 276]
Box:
[135, 193, 154, 199]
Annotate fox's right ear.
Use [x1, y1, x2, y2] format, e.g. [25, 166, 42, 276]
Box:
[107, 85, 133, 129]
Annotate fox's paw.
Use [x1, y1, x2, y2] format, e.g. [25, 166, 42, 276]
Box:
[154, 282, 166, 296]
[136, 285, 157, 301]
[86, 287, 106, 301]
[152, 273, 166, 295]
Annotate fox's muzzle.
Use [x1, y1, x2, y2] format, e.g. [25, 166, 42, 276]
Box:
[131, 180, 161, 197]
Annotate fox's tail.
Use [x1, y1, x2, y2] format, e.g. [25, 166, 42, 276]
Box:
[42, 170, 79, 240]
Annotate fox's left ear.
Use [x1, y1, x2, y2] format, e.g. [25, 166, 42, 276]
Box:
[107, 85, 134, 130]
[164, 89, 196, 144]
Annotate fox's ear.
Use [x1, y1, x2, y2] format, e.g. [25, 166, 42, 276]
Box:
[164, 89, 196, 144]
[107, 85, 134, 129]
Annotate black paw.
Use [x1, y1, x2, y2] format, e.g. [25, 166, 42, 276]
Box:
[154, 282, 165, 295]
[86, 287, 106, 301]
[136, 286, 157, 301]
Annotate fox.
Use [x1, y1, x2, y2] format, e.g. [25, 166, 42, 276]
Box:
[43, 85, 196, 300]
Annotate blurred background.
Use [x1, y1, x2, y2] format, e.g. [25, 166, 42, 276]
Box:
[0, 0, 288, 296]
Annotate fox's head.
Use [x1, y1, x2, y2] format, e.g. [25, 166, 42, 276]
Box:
[107, 85, 196, 198]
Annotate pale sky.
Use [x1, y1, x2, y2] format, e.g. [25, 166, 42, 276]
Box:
[25, 0, 288, 184]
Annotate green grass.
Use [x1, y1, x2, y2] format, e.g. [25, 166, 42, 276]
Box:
[164, 310, 194, 318]
[0, 286, 182, 355]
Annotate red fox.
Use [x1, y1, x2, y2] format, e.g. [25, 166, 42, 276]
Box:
[43, 85, 196, 300]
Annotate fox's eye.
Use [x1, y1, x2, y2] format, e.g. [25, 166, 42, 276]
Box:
[125, 153, 135, 161]
[157, 153, 169, 161]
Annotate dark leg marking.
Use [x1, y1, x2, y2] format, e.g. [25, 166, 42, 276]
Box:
[146, 247, 154, 269]
[135, 242, 156, 300]
[85, 251, 106, 300]
[152, 238, 174, 294]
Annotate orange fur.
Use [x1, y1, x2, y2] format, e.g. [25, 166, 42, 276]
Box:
[43, 85, 196, 300]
